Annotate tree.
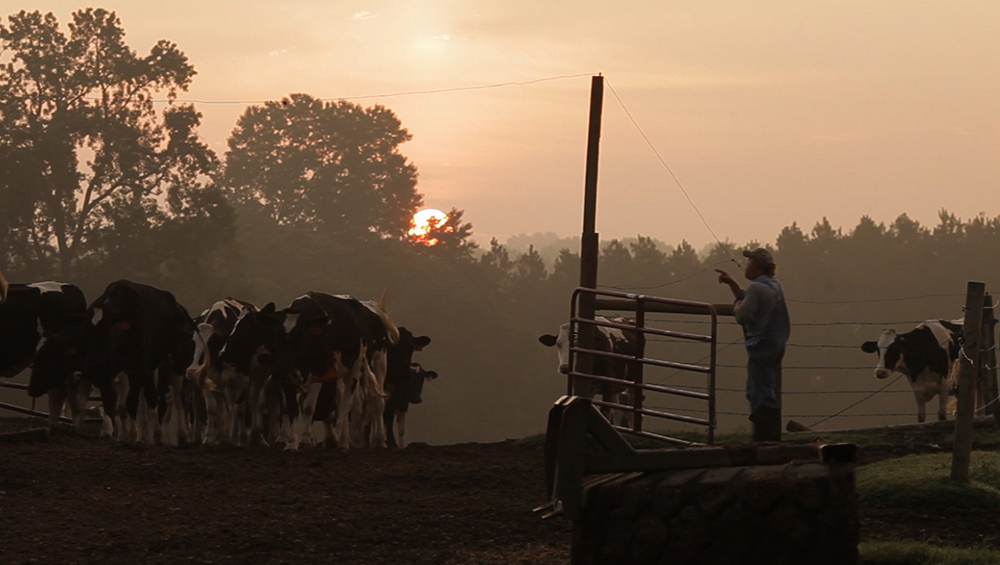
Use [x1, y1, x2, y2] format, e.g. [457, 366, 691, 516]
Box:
[414, 207, 478, 262]
[0, 8, 224, 280]
[225, 93, 422, 240]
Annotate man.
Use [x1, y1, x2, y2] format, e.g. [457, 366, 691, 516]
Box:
[716, 248, 791, 442]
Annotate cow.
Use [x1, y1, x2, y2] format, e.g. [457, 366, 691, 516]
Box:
[0, 274, 90, 430]
[861, 319, 965, 423]
[383, 326, 433, 448]
[282, 292, 397, 451]
[79, 280, 196, 444]
[217, 302, 299, 447]
[187, 297, 259, 445]
[538, 316, 638, 426]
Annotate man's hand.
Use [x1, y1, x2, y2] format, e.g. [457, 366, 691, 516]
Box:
[716, 269, 736, 286]
[716, 269, 742, 299]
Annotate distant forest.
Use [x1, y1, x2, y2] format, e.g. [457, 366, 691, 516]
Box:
[3, 9, 1000, 443]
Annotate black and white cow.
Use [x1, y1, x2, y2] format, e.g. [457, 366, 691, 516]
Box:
[539, 316, 638, 425]
[0, 275, 90, 430]
[383, 326, 433, 448]
[80, 280, 196, 444]
[187, 297, 259, 445]
[861, 319, 965, 423]
[282, 292, 397, 450]
[217, 302, 298, 447]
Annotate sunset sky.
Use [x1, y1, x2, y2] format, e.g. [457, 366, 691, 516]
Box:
[13, 1, 1000, 249]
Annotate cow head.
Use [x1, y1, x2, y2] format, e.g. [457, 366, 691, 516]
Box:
[387, 327, 431, 386]
[403, 362, 438, 405]
[861, 329, 905, 379]
[538, 323, 572, 374]
[28, 315, 91, 397]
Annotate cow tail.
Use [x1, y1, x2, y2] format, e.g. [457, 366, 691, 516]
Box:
[0, 270, 7, 304]
[378, 288, 400, 345]
[365, 364, 388, 400]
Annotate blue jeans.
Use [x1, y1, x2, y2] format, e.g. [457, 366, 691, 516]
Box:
[746, 345, 784, 411]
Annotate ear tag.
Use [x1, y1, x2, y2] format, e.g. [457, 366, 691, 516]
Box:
[117, 320, 132, 330]
[309, 325, 323, 335]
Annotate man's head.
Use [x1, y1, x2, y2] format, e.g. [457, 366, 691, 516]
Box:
[742, 247, 776, 279]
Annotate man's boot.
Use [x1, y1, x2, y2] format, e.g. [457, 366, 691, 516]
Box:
[750, 405, 782, 442]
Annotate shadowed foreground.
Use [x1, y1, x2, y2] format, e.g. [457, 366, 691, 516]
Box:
[0, 422, 571, 564]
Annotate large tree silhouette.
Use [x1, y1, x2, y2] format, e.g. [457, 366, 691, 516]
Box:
[0, 8, 223, 280]
[224, 93, 422, 240]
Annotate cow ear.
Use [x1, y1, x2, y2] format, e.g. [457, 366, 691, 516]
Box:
[424, 371, 438, 380]
[861, 341, 879, 353]
[414, 336, 431, 351]
[261, 302, 276, 315]
[539, 334, 557, 347]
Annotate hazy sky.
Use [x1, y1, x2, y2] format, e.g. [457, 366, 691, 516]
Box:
[12, 1, 1000, 249]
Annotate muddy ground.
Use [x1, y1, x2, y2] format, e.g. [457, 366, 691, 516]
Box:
[0, 418, 996, 564]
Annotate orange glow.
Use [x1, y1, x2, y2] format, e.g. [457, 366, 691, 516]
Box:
[408, 208, 449, 245]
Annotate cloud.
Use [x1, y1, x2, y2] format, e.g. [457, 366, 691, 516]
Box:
[353, 11, 376, 21]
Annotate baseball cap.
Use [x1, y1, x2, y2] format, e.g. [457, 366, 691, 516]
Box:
[742, 247, 775, 265]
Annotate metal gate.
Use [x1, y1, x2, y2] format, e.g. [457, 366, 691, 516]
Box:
[567, 287, 720, 445]
[0, 381, 103, 427]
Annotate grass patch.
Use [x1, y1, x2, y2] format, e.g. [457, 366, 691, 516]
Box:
[861, 541, 1000, 565]
[857, 451, 1000, 509]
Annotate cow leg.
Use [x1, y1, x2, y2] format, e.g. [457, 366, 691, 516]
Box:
[938, 388, 949, 421]
[143, 369, 162, 445]
[97, 380, 118, 439]
[368, 353, 388, 448]
[333, 376, 354, 451]
[47, 385, 69, 430]
[914, 393, 927, 423]
[202, 389, 219, 445]
[71, 377, 93, 431]
[396, 409, 408, 448]
[124, 373, 143, 442]
[288, 381, 321, 450]
[170, 371, 191, 446]
[247, 366, 268, 447]
[227, 376, 248, 447]
[384, 401, 398, 448]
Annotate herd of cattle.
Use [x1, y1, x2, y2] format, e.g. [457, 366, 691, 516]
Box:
[0, 272, 437, 449]
[539, 315, 979, 425]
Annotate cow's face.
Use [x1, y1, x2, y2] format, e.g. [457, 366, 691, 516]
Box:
[403, 362, 438, 405]
[187, 322, 216, 381]
[29, 321, 90, 397]
[538, 324, 572, 374]
[862, 329, 906, 379]
[388, 327, 431, 381]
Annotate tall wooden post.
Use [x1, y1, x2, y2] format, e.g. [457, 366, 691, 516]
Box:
[574, 75, 604, 400]
[981, 294, 999, 419]
[952, 281, 985, 482]
[574, 74, 604, 398]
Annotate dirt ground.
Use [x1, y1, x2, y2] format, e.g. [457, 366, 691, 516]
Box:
[1, 418, 997, 564]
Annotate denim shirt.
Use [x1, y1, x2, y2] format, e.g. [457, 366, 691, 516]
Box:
[734, 275, 791, 353]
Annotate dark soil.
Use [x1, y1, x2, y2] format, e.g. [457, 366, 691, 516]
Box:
[1, 418, 996, 564]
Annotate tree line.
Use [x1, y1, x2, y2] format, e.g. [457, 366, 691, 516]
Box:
[4, 9, 1000, 442]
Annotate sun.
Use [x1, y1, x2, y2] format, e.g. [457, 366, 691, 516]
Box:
[408, 208, 449, 245]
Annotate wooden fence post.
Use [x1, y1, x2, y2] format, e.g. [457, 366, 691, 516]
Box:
[952, 281, 985, 482]
[981, 294, 999, 419]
